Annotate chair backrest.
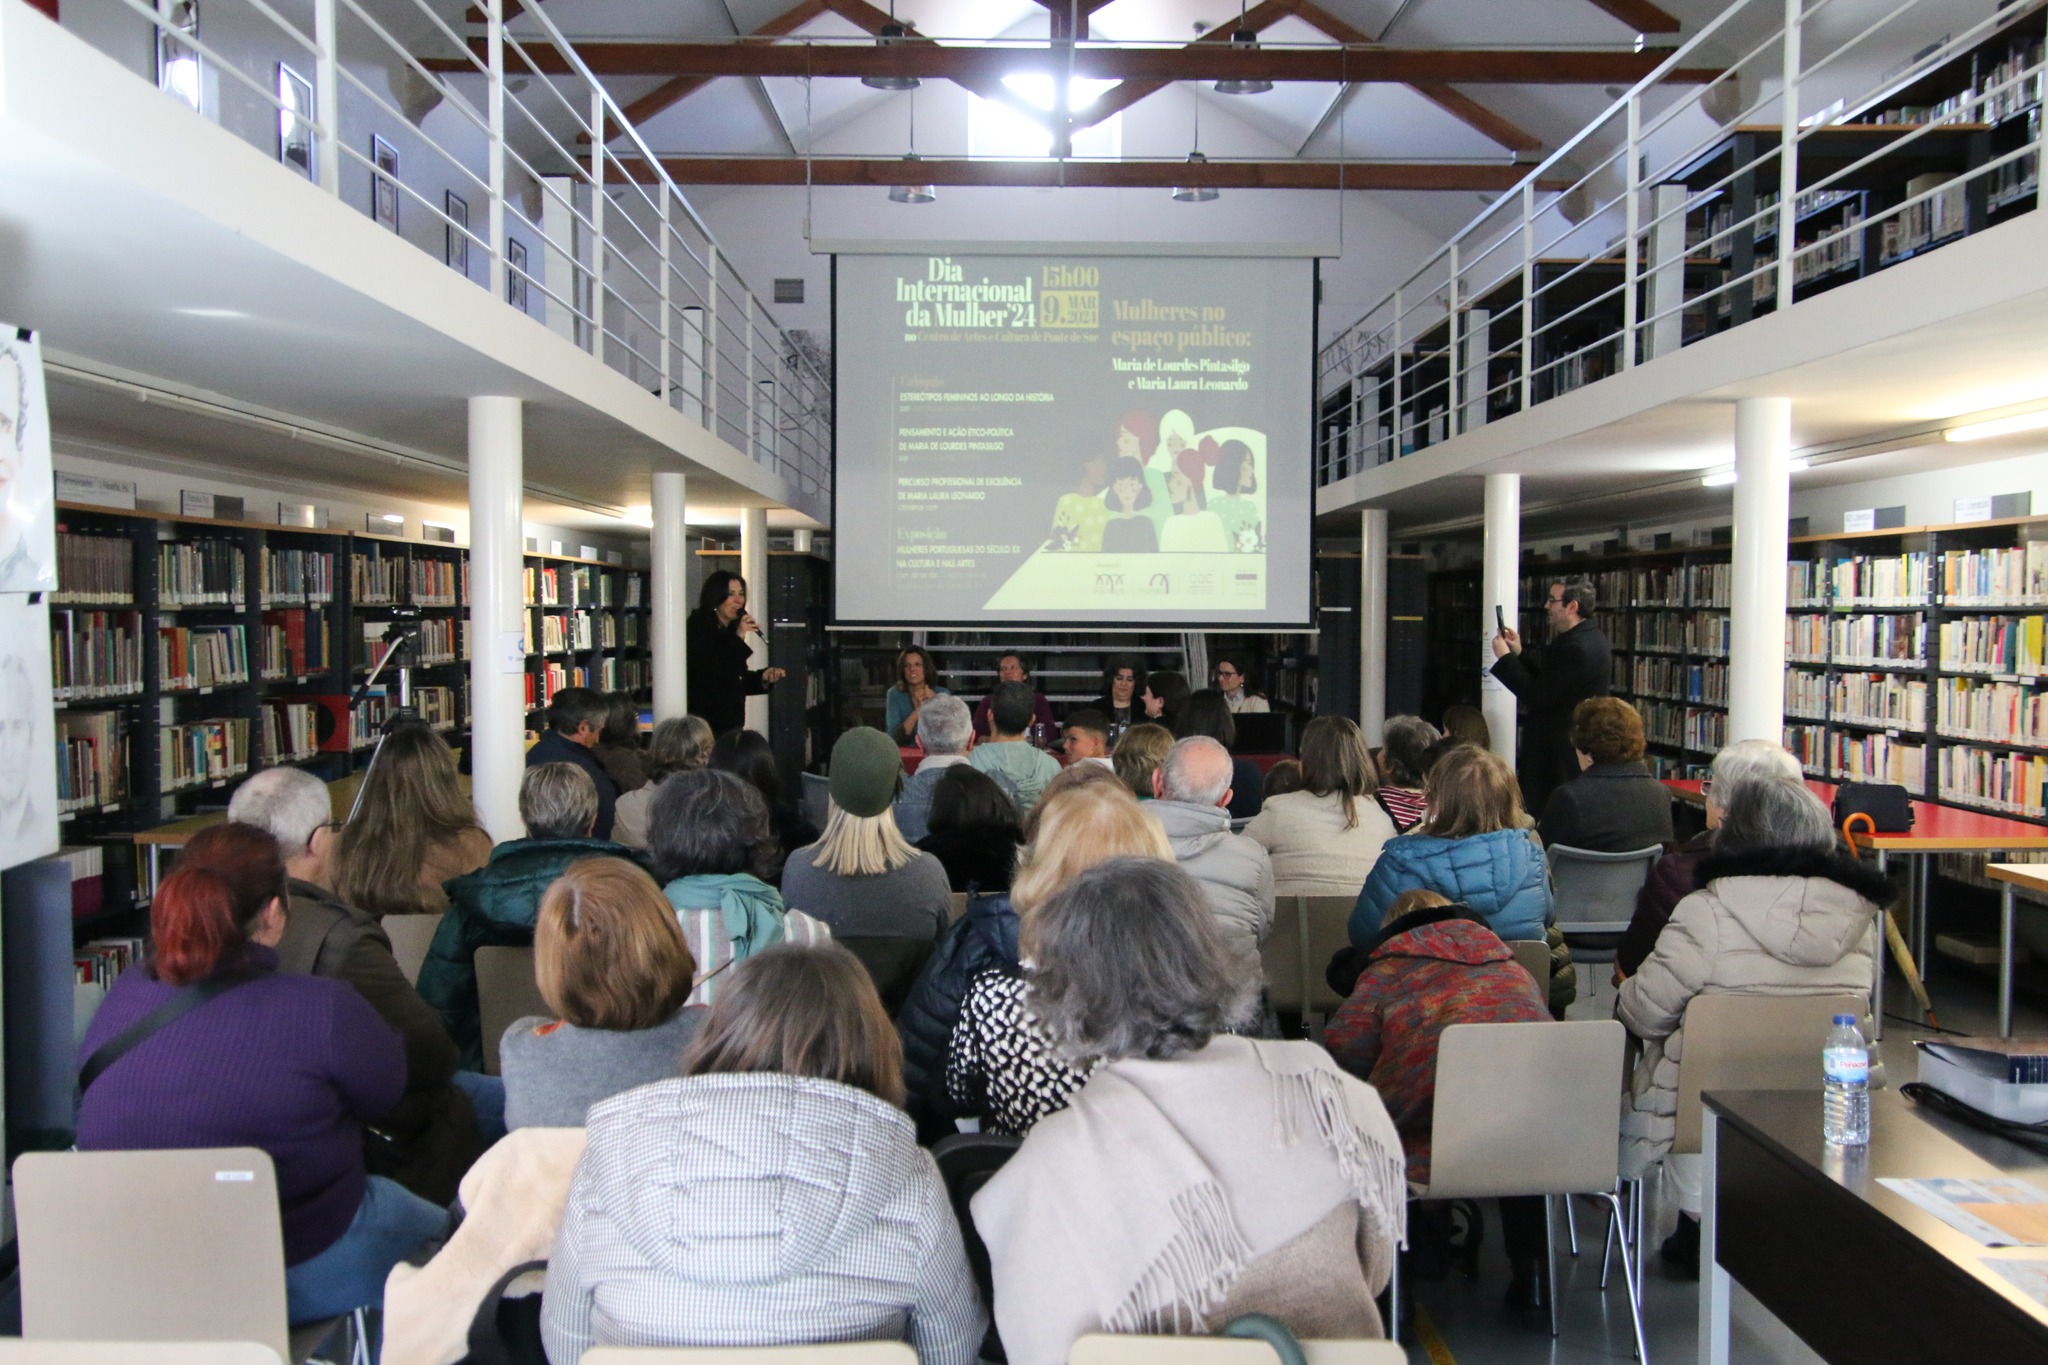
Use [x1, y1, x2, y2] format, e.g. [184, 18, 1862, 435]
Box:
[800, 771, 832, 830]
[1673, 993, 1867, 1154]
[835, 936, 938, 1016]
[1547, 844, 1662, 935]
[476, 945, 549, 1076]
[383, 912, 444, 986]
[0, 1345, 281, 1364]
[1261, 898, 1306, 1013]
[931, 1132, 1022, 1313]
[1425, 1019, 1627, 1199]
[1069, 1335, 1406, 1365]
[1507, 939, 1551, 992]
[1260, 896, 1353, 1017]
[582, 1346, 919, 1365]
[948, 891, 970, 923]
[14, 1148, 291, 1363]
[1300, 896, 1356, 1015]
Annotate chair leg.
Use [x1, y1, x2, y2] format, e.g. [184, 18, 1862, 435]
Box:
[1566, 1193, 1580, 1256]
[1544, 1194, 1560, 1339]
[1633, 1177, 1649, 1300]
[1387, 1243, 1401, 1343]
[351, 1308, 371, 1365]
[1597, 1192, 1651, 1363]
[1600, 1179, 1623, 1290]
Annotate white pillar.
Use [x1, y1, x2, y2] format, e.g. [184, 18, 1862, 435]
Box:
[1647, 184, 1688, 362]
[651, 471, 688, 721]
[1729, 397, 1793, 745]
[740, 506, 770, 737]
[468, 396, 526, 842]
[1481, 473, 1521, 768]
[1360, 508, 1390, 744]
[1460, 309, 1490, 432]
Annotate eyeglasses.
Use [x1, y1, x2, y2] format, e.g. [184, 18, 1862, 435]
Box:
[1699, 779, 1714, 797]
[1546, 594, 1567, 606]
[1217, 668, 1240, 678]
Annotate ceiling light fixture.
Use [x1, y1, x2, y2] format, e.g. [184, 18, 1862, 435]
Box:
[1214, 2, 1274, 95]
[861, 2, 920, 91]
[889, 90, 936, 203]
[1172, 100, 1218, 202]
[1700, 458, 1809, 488]
[1945, 408, 2048, 442]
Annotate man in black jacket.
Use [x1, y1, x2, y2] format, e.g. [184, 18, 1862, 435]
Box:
[1490, 577, 1612, 815]
[526, 686, 618, 840]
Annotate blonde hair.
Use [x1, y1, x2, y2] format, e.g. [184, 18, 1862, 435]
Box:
[809, 801, 918, 877]
[536, 858, 695, 1031]
[1421, 744, 1524, 839]
[1111, 722, 1174, 799]
[333, 725, 485, 917]
[1383, 887, 1451, 929]
[1012, 782, 1171, 914]
[683, 941, 906, 1107]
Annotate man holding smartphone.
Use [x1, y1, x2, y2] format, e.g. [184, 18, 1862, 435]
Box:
[1489, 578, 1612, 813]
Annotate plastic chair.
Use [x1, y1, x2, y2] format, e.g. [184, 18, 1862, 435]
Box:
[0, 1345, 282, 1364]
[13, 1148, 365, 1365]
[1069, 1336, 1407, 1365]
[1410, 1019, 1644, 1358]
[382, 912, 444, 986]
[800, 771, 833, 831]
[582, 1347, 918, 1365]
[1507, 940, 1551, 992]
[948, 891, 971, 923]
[476, 944, 549, 1076]
[1263, 896, 1355, 1036]
[932, 1133, 1021, 1364]
[1547, 844, 1662, 961]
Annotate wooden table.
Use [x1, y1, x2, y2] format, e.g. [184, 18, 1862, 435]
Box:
[1702, 1088, 2048, 1363]
[1987, 863, 2048, 1037]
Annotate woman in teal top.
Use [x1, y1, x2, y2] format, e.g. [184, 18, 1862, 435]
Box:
[884, 647, 949, 744]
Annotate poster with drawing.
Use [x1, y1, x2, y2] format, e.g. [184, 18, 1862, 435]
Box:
[0, 327, 57, 594]
[0, 593, 59, 869]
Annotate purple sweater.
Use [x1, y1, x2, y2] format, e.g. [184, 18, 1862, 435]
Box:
[77, 946, 407, 1265]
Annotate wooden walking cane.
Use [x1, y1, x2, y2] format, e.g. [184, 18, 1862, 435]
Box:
[1842, 811, 1938, 1029]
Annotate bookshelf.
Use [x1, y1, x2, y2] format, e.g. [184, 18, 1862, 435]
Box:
[519, 548, 650, 726]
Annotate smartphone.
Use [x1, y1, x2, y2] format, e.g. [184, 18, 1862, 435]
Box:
[1495, 605, 1507, 634]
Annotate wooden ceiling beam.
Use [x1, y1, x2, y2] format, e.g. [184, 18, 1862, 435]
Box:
[586, 0, 829, 145]
[1582, 0, 1683, 35]
[817, 0, 1050, 127]
[427, 41, 1714, 86]
[634, 157, 1569, 191]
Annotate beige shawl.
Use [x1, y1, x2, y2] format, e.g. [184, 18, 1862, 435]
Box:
[971, 1036, 1406, 1365]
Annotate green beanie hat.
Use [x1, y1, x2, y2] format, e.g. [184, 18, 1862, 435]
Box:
[829, 726, 903, 818]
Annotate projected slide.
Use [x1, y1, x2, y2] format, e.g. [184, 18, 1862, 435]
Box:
[833, 253, 1314, 628]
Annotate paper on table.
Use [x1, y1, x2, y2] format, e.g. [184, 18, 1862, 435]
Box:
[1983, 1258, 2048, 1310]
[1880, 1177, 2048, 1246]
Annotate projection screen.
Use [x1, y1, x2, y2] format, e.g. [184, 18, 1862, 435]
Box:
[832, 251, 1315, 628]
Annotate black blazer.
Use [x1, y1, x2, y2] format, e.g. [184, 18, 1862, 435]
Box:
[685, 609, 768, 736]
[1489, 619, 1612, 812]
[1538, 760, 1674, 854]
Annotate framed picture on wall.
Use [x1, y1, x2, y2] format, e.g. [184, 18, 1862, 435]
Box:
[506, 238, 529, 312]
[445, 191, 469, 275]
[277, 63, 314, 180]
[371, 135, 400, 231]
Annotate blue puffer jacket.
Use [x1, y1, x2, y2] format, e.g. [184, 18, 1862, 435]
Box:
[896, 892, 1018, 1143]
[1350, 828, 1553, 947]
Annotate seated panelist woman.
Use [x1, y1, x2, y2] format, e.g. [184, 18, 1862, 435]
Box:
[886, 646, 950, 745]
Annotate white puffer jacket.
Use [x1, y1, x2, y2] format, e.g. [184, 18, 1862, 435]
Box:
[1148, 799, 1277, 955]
[1618, 846, 1888, 1176]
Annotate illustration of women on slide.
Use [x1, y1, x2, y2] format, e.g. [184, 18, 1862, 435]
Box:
[1158, 447, 1228, 552]
[1209, 438, 1266, 552]
[1100, 457, 1158, 552]
[1045, 455, 1111, 552]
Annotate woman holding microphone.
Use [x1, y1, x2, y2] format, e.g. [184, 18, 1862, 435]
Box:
[686, 572, 786, 736]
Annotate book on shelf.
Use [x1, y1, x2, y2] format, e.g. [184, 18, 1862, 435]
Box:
[158, 624, 250, 690]
[76, 936, 146, 987]
[1939, 745, 2048, 818]
[259, 546, 334, 605]
[259, 701, 321, 766]
[1940, 544, 2048, 606]
[1939, 614, 2045, 676]
[56, 712, 129, 812]
[259, 608, 330, 679]
[160, 717, 251, 788]
[52, 610, 144, 701]
[1829, 551, 1928, 606]
[158, 540, 245, 607]
[57, 845, 105, 919]
[408, 557, 459, 607]
[1936, 676, 2048, 747]
[54, 532, 134, 605]
[350, 547, 405, 605]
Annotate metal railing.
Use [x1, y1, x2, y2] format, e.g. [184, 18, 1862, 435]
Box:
[62, 0, 832, 503]
[1316, 0, 2046, 487]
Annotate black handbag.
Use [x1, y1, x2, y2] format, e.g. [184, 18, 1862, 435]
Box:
[1831, 782, 1915, 834]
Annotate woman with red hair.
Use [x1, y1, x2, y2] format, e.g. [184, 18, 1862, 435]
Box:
[76, 822, 444, 1329]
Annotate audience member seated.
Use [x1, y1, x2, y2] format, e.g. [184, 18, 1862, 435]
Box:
[1141, 668, 1192, 731]
[1537, 697, 1675, 852]
[1440, 704, 1490, 749]
[886, 646, 950, 745]
[1262, 758, 1306, 797]
[1620, 775, 1885, 1273]
[1148, 736, 1275, 957]
[1374, 715, 1440, 832]
[1111, 722, 1174, 800]
[1616, 739, 1802, 982]
[711, 727, 818, 881]
[332, 722, 491, 917]
[540, 942, 986, 1365]
[894, 695, 1019, 842]
[1020, 760, 1124, 842]
[1213, 654, 1270, 713]
[612, 715, 713, 852]
[226, 773, 479, 1204]
[1057, 708, 1115, 767]
[973, 859, 1406, 1365]
[77, 826, 444, 1326]
[973, 652, 1059, 744]
[593, 691, 649, 795]
[500, 857, 703, 1129]
[941, 784, 1171, 1138]
[526, 687, 620, 841]
[784, 727, 953, 944]
[649, 767, 830, 1007]
[1085, 657, 1142, 745]
[1323, 889, 1552, 1313]
[916, 766, 1024, 893]
[1245, 715, 1397, 899]
[421, 763, 639, 1070]
[1176, 689, 1266, 819]
[969, 682, 1063, 814]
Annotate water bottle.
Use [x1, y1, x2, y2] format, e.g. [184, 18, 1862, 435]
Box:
[1823, 1013, 1871, 1147]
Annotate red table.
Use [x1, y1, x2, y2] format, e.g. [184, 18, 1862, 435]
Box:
[901, 747, 1295, 775]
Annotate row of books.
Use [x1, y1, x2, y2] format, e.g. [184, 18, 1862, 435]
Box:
[360, 619, 465, 669]
[259, 608, 331, 679]
[1639, 700, 1726, 752]
[159, 625, 250, 691]
[258, 701, 321, 766]
[1828, 731, 1926, 792]
[524, 662, 595, 708]
[409, 558, 465, 607]
[1939, 544, 2048, 605]
[1688, 188, 1858, 255]
[56, 711, 128, 812]
[54, 532, 134, 605]
[352, 548, 406, 605]
[161, 718, 250, 789]
[413, 686, 461, 729]
[259, 547, 334, 605]
[1626, 610, 1730, 656]
[56, 844, 105, 919]
[158, 540, 245, 608]
[1822, 553, 1928, 606]
[598, 657, 646, 692]
[1826, 671, 1927, 730]
[1877, 175, 1967, 265]
[77, 936, 145, 988]
[1626, 656, 1728, 705]
[1936, 677, 2048, 748]
[1787, 613, 1926, 666]
[1787, 547, 2048, 607]
[1937, 614, 2045, 677]
[1939, 745, 2048, 818]
[1784, 723, 1828, 776]
[52, 610, 145, 701]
